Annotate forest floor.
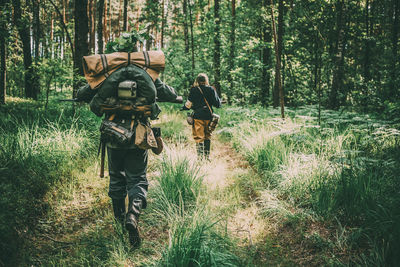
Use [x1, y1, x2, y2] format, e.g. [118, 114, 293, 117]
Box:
[26, 113, 340, 266]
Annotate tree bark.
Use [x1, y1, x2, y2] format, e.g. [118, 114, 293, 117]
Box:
[123, 0, 128, 31]
[188, 0, 195, 78]
[273, 0, 283, 108]
[214, 0, 221, 97]
[108, 0, 112, 42]
[260, 0, 271, 107]
[32, 0, 40, 59]
[97, 0, 104, 53]
[183, 0, 189, 54]
[271, 0, 284, 118]
[0, 13, 6, 104]
[12, 0, 39, 99]
[104, 0, 108, 44]
[329, 0, 346, 109]
[390, 0, 399, 97]
[161, 0, 165, 48]
[88, 0, 96, 53]
[364, 0, 370, 83]
[73, 0, 89, 97]
[227, 0, 236, 104]
[50, 13, 54, 58]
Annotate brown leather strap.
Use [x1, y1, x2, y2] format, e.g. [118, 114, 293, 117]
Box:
[130, 119, 134, 130]
[197, 87, 213, 115]
[109, 114, 116, 121]
[101, 104, 152, 113]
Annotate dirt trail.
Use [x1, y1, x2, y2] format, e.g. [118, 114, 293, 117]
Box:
[28, 118, 306, 266]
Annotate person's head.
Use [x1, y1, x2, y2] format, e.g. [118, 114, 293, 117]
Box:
[193, 73, 209, 87]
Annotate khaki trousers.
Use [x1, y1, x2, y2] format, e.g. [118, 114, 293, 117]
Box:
[192, 119, 211, 143]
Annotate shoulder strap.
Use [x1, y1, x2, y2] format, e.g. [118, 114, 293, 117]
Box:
[197, 86, 213, 115]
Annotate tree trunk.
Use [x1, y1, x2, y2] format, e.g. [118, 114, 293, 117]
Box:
[63, 0, 66, 23]
[183, 0, 189, 54]
[273, 0, 283, 108]
[73, 0, 89, 97]
[88, 0, 96, 53]
[104, 0, 108, 44]
[214, 0, 221, 97]
[390, 0, 399, 97]
[227, 0, 236, 104]
[260, 0, 271, 107]
[123, 0, 128, 31]
[161, 0, 165, 48]
[188, 0, 195, 78]
[363, 0, 370, 83]
[12, 0, 39, 99]
[108, 0, 112, 42]
[329, 0, 346, 109]
[0, 17, 6, 104]
[32, 0, 40, 59]
[271, 0, 284, 118]
[51, 13, 54, 58]
[97, 0, 104, 54]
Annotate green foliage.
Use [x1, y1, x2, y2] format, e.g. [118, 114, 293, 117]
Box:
[105, 30, 145, 53]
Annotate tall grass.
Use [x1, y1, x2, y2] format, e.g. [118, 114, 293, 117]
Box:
[153, 103, 188, 143]
[152, 152, 203, 219]
[218, 104, 400, 265]
[151, 149, 241, 266]
[156, 212, 240, 267]
[0, 99, 99, 265]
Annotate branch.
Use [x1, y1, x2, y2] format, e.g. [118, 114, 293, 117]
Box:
[47, 0, 75, 58]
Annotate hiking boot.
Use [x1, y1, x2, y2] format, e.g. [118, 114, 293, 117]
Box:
[111, 198, 126, 224]
[196, 142, 205, 159]
[126, 214, 141, 248]
[126, 198, 143, 248]
[204, 140, 211, 160]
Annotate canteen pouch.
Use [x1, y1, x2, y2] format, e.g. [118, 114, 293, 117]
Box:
[186, 112, 194, 125]
[135, 122, 158, 149]
[100, 120, 134, 145]
[117, 80, 137, 100]
[208, 113, 220, 132]
[151, 127, 164, 155]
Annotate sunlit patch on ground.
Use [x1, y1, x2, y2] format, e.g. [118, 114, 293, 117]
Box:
[228, 203, 267, 246]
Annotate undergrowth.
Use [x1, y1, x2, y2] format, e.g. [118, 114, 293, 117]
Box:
[219, 105, 400, 266]
[0, 98, 100, 266]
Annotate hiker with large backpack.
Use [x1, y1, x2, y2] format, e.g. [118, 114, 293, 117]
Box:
[181, 73, 221, 160]
[77, 46, 181, 248]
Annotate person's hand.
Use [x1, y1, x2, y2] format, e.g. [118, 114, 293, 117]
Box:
[175, 96, 183, 103]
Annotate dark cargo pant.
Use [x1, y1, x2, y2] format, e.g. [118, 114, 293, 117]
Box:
[107, 146, 148, 208]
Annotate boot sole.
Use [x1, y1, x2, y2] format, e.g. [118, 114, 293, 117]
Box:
[126, 223, 141, 248]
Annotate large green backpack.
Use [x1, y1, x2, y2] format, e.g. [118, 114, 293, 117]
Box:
[88, 64, 159, 118]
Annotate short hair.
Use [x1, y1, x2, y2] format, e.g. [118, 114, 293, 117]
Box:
[194, 73, 209, 87]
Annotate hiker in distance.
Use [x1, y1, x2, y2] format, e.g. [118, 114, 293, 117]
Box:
[181, 73, 221, 160]
[77, 35, 181, 248]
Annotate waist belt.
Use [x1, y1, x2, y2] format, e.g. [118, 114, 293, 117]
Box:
[100, 104, 152, 117]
